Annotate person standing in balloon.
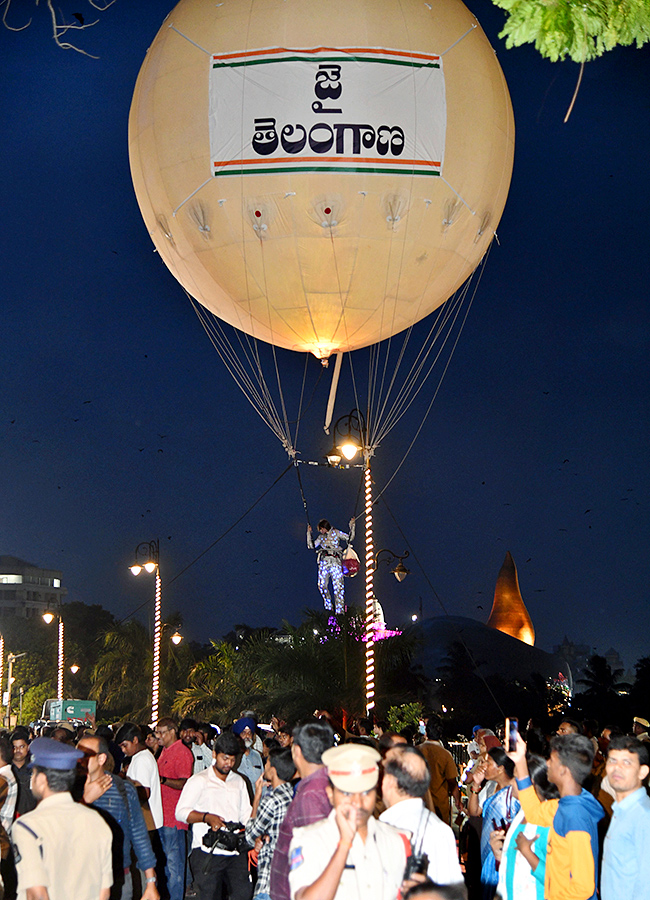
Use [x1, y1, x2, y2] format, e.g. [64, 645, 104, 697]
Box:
[307, 517, 355, 614]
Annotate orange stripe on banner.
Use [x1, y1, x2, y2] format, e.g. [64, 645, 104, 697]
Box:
[212, 47, 440, 62]
[213, 156, 441, 168]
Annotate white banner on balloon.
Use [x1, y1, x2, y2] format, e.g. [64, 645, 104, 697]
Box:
[209, 47, 446, 177]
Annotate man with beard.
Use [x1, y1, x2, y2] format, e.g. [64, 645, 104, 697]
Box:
[175, 731, 252, 900]
[233, 718, 264, 800]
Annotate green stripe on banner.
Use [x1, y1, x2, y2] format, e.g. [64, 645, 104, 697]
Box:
[213, 166, 441, 176]
[212, 56, 439, 69]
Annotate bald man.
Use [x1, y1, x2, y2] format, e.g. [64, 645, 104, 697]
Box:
[380, 746, 463, 886]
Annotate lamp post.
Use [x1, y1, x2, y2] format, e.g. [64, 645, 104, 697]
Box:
[6, 651, 27, 727]
[130, 540, 161, 725]
[325, 409, 378, 714]
[43, 609, 65, 701]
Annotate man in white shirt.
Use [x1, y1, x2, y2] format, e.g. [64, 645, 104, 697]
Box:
[379, 745, 463, 886]
[175, 731, 252, 900]
[116, 722, 163, 830]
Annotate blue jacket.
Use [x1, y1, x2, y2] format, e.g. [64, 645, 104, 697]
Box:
[91, 775, 156, 873]
[518, 779, 604, 900]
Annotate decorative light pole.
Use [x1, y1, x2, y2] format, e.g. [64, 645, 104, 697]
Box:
[6, 651, 27, 727]
[364, 461, 375, 713]
[43, 609, 65, 700]
[325, 408, 378, 714]
[130, 540, 161, 725]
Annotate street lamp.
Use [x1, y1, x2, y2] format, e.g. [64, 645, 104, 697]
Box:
[42, 608, 65, 701]
[325, 408, 366, 466]
[130, 540, 161, 725]
[374, 548, 410, 582]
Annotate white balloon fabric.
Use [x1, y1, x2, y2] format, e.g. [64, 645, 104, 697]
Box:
[129, 0, 514, 358]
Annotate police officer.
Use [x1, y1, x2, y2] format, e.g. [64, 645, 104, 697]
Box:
[288, 743, 411, 900]
[12, 737, 113, 900]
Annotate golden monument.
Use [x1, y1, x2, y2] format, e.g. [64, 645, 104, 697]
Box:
[486, 551, 535, 646]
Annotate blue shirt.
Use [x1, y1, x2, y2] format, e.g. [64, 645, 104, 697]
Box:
[601, 787, 650, 900]
[91, 775, 156, 873]
[236, 748, 264, 795]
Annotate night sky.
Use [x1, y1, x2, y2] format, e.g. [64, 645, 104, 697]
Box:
[1, 1, 648, 668]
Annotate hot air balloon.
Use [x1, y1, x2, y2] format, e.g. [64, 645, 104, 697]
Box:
[129, 0, 514, 365]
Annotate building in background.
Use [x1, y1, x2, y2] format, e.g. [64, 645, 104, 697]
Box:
[0, 556, 65, 618]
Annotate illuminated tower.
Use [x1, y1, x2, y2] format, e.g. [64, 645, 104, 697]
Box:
[486, 551, 535, 646]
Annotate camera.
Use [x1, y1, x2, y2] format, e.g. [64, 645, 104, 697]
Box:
[202, 821, 248, 853]
[404, 852, 429, 880]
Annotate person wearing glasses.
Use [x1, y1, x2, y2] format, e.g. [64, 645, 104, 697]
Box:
[156, 718, 194, 900]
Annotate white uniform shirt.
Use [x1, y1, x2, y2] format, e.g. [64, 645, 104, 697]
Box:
[289, 809, 409, 900]
[175, 766, 251, 853]
[379, 796, 463, 885]
[127, 747, 163, 829]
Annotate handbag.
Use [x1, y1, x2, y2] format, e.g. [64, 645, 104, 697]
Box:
[342, 545, 360, 577]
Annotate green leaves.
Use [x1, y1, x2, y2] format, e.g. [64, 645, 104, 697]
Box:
[491, 0, 650, 62]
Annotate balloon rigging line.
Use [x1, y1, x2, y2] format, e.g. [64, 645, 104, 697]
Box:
[439, 176, 476, 216]
[260, 241, 294, 453]
[376, 490, 506, 720]
[95, 462, 295, 652]
[292, 353, 309, 451]
[167, 24, 211, 56]
[172, 178, 212, 218]
[440, 21, 478, 56]
[190, 298, 289, 447]
[374, 239, 489, 444]
[374, 281, 470, 445]
[368, 247, 486, 505]
[130, 462, 295, 626]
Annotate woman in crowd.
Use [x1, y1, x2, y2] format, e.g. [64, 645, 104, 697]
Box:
[467, 746, 520, 900]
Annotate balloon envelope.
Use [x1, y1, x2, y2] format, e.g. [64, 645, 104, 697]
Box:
[129, 0, 514, 358]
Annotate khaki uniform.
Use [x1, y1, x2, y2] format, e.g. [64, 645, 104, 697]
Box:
[13, 792, 113, 900]
[288, 809, 410, 900]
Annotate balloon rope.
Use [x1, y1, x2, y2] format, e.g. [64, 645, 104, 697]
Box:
[294, 462, 311, 526]
[165, 463, 294, 589]
[376, 490, 506, 721]
[372, 247, 488, 494]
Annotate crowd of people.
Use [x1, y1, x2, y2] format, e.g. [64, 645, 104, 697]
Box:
[0, 709, 648, 900]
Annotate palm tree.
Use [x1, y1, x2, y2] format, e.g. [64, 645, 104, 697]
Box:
[91, 618, 192, 721]
[173, 640, 264, 722]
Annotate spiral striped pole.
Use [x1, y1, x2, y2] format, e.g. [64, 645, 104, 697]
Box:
[364, 461, 375, 712]
[152, 568, 162, 726]
[57, 619, 64, 701]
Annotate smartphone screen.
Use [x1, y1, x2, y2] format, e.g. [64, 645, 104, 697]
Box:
[505, 717, 519, 752]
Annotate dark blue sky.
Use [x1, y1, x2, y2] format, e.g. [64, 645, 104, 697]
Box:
[1, 1, 648, 668]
